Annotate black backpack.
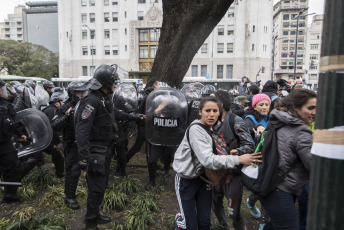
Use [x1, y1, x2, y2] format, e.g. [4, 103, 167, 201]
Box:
[240, 122, 289, 197]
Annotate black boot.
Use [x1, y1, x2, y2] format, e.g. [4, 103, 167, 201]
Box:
[145, 163, 156, 190]
[64, 165, 81, 209]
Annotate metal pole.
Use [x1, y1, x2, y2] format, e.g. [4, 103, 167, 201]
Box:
[307, 0, 344, 228]
[271, 35, 277, 80]
[293, 15, 299, 80]
[83, 24, 94, 75]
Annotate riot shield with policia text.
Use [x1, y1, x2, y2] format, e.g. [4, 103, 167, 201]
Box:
[145, 87, 188, 146]
[12, 108, 53, 158]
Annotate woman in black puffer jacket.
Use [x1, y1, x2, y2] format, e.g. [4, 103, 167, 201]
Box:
[260, 89, 316, 230]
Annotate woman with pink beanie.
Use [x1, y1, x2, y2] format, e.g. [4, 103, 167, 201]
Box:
[242, 93, 272, 227]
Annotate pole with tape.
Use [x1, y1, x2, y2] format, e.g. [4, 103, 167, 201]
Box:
[307, 0, 344, 229]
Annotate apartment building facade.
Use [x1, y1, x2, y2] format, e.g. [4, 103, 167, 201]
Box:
[272, 0, 309, 82]
[0, 6, 25, 42]
[59, 0, 273, 83]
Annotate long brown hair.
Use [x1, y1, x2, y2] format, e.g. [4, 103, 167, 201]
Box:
[275, 89, 316, 119]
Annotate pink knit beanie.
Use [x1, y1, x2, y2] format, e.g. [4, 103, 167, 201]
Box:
[252, 93, 271, 107]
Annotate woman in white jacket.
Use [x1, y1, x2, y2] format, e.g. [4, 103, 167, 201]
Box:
[173, 96, 261, 230]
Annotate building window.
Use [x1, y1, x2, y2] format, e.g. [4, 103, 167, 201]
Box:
[81, 13, 87, 23]
[201, 43, 207, 53]
[252, 44, 255, 51]
[228, 10, 234, 18]
[112, 45, 119, 55]
[139, 46, 148, 58]
[112, 29, 118, 39]
[310, 74, 317, 80]
[227, 43, 233, 53]
[218, 25, 224, 35]
[310, 54, 319, 60]
[82, 46, 88, 55]
[283, 14, 289, 20]
[227, 25, 234, 35]
[150, 0, 158, 3]
[150, 29, 159, 41]
[139, 29, 148, 42]
[125, 45, 127, 51]
[150, 46, 157, 58]
[138, 11, 144, 20]
[138, 0, 146, 3]
[91, 46, 96, 55]
[82, 66, 88, 76]
[191, 65, 198, 77]
[89, 0, 95, 6]
[201, 65, 207, 77]
[290, 31, 296, 35]
[112, 0, 118, 5]
[125, 11, 127, 18]
[283, 31, 288, 35]
[104, 0, 109, 6]
[112, 12, 118, 22]
[263, 44, 267, 52]
[217, 65, 224, 79]
[226, 65, 233, 79]
[311, 44, 319, 49]
[217, 43, 224, 53]
[90, 13, 95, 23]
[104, 12, 110, 22]
[104, 29, 110, 39]
[125, 28, 127, 35]
[104, 46, 110, 55]
[82, 30, 87, 39]
[81, 0, 87, 6]
[90, 29, 95, 39]
[253, 25, 255, 32]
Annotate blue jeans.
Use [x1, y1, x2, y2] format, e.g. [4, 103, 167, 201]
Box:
[260, 189, 298, 230]
[298, 184, 309, 230]
[175, 174, 212, 230]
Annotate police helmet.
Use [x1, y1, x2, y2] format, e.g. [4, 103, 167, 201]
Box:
[10, 81, 21, 86]
[25, 80, 36, 90]
[50, 92, 65, 103]
[6, 83, 16, 95]
[91, 64, 120, 91]
[53, 87, 64, 93]
[43, 80, 54, 89]
[201, 84, 216, 96]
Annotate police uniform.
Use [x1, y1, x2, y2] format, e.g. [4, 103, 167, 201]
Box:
[42, 104, 64, 177]
[0, 97, 23, 203]
[75, 64, 119, 229]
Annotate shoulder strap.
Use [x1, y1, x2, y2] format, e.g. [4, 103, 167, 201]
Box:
[228, 112, 239, 141]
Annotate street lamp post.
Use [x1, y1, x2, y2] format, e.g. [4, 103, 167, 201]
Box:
[272, 35, 278, 80]
[83, 24, 94, 75]
[292, 12, 315, 80]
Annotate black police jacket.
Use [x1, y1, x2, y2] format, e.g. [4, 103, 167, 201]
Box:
[0, 98, 24, 154]
[75, 90, 117, 160]
[52, 100, 77, 142]
[43, 104, 61, 146]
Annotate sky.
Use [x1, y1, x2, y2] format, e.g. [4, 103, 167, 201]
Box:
[0, 0, 326, 24]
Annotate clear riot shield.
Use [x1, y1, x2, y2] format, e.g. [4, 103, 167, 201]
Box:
[181, 82, 204, 101]
[112, 83, 139, 142]
[23, 87, 39, 109]
[13, 108, 53, 158]
[112, 83, 138, 113]
[35, 84, 50, 109]
[145, 87, 188, 146]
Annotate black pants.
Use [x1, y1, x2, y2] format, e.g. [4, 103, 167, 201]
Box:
[19, 151, 45, 179]
[126, 125, 146, 163]
[115, 140, 128, 176]
[44, 144, 65, 177]
[85, 147, 112, 226]
[64, 142, 81, 199]
[0, 150, 20, 195]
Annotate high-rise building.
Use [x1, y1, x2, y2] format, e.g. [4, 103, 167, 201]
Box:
[0, 6, 25, 42]
[58, 0, 273, 83]
[272, 0, 309, 82]
[305, 14, 323, 90]
[23, 1, 59, 53]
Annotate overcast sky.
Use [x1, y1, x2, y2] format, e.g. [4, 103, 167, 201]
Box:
[0, 0, 325, 24]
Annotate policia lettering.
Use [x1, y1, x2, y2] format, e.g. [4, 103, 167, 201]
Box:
[153, 116, 179, 128]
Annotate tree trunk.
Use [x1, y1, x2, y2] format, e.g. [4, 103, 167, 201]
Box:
[150, 0, 234, 88]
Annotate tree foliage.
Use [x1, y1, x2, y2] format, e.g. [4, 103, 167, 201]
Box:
[0, 39, 58, 80]
[151, 0, 234, 88]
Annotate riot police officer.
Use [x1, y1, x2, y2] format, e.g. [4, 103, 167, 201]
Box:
[52, 81, 88, 210]
[75, 64, 119, 230]
[0, 79, 25, 203]
[42, 92, 65, 178]
[42, 80, 55, 96]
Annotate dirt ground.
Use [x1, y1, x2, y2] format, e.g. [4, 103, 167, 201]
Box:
[0, 146, 262, 230]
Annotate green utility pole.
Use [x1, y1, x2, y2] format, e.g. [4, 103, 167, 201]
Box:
[307, 0, 344, 229]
